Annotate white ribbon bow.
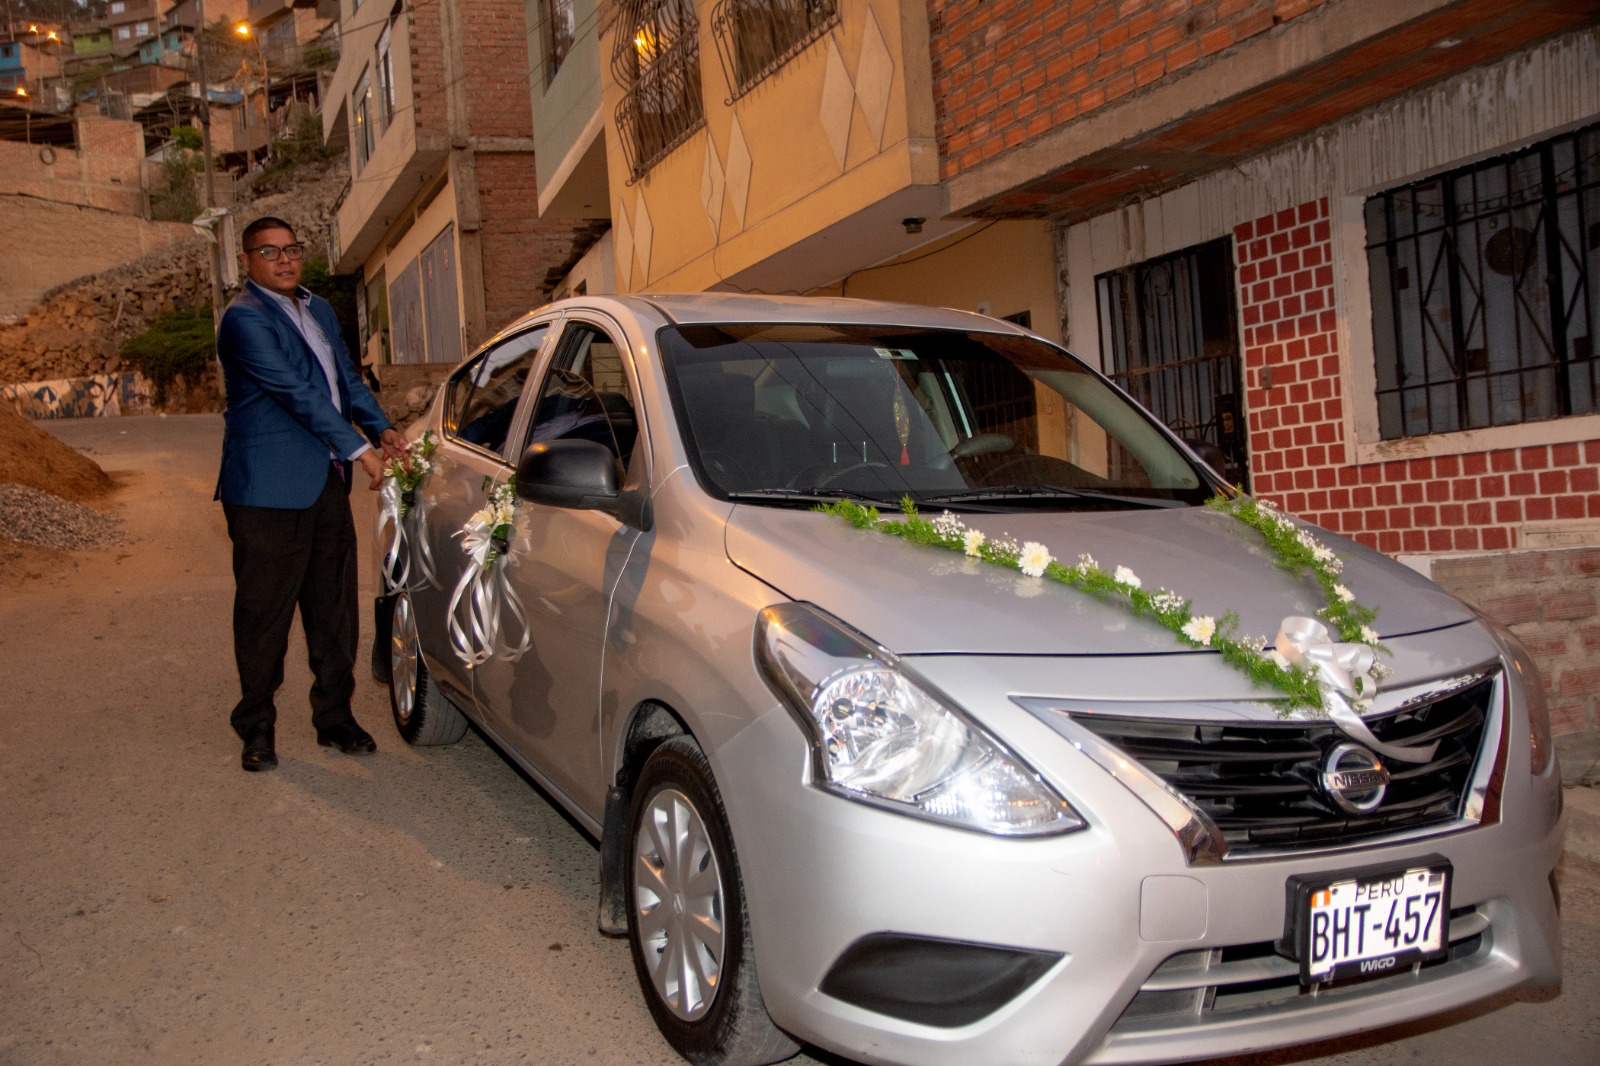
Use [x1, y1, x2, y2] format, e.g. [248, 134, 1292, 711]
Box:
[1274, 616, 1437, 764]
[447, 513, 531, 668]
[376, 479, 439, 592]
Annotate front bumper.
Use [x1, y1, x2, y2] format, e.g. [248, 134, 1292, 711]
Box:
[713, 676, 1563, 1066]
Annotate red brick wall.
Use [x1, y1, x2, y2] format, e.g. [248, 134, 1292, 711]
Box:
[463, 0, 534, 138]
[930, 0, 1328, 178]
[1235, 197, 1600, 556]
[474, 152, 548, 331]
[408, 5, 448, 137]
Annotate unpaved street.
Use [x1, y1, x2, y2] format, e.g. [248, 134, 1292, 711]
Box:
[2, 414, 1597, 1066]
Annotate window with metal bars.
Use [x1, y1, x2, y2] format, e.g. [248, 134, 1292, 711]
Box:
[1366, 123, 1600, 439]
[612, 0, 705, 182]
[1095, 238, 1248, 488]
[710, 0, 837, 102]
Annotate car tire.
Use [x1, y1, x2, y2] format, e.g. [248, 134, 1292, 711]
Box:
[625, 737, 798, 1066]
[389, 590, 469, 746]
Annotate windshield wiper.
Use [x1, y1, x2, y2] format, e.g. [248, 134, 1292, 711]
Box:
[724, 487, 896, 506]
[919, 485, 1182, 509]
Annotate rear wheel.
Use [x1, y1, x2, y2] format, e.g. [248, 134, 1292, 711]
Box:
[389, 590, 469, 746]
[626, 737, 797, 1066]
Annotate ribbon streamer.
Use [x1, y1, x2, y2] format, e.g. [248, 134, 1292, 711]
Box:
[447, 514, 531, 667]
[376, 481, 440, 591]
[1274, 616, 1438, 764]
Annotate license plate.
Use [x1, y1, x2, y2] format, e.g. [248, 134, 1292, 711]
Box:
[1285, 858, 1452, 985]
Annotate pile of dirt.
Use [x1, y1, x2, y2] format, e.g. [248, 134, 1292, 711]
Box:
[0, 404, 113, 502]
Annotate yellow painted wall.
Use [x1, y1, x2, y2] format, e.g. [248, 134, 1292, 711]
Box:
[820, 220, 1062, 345]
[602, 0, 937, 292]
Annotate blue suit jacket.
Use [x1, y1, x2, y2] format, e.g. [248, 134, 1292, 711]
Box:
[215, 281, 394, 509]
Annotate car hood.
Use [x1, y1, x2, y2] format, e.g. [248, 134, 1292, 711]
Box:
[724, 504, 1475, 656]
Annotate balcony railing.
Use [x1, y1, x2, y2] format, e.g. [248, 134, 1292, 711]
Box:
[710, 0, 837, 102]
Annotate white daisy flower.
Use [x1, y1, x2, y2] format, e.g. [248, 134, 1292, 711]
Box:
[1182, 616, 1216, 645]
[1113, 565, 1141, 589]
[1334, 584, 1355, 602]
[1018, 541, 1053, 578]
[1360, 625, 1379, 644]
[963, 529, 986, 557]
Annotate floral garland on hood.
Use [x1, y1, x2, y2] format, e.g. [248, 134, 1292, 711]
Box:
[817, 495, 1420, 757]
[447, 475, 531, 667]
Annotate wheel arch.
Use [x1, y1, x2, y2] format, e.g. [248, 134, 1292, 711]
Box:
[598, 699, 692, 935]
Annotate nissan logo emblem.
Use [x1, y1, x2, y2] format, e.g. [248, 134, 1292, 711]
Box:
[1321, 742, 1390, 814]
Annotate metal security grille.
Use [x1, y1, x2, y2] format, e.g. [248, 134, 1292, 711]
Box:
[613, 0, 706, 182]
[1067, 673, 1495, 855]
[711, 0, 838, 102]
[1096, 239, 1247, 488]
[1367, 122, 1600, 439]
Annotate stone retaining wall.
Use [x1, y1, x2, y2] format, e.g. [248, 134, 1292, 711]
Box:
[1432, 548, 1600, 783]
[0, 162, 349, 409]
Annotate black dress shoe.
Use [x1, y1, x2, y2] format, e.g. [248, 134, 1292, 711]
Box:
[316, 721, 377, 755]
[242, 731, 277, 772]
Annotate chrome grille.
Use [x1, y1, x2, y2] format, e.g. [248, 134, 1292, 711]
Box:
[1067, 673, 1496, 854]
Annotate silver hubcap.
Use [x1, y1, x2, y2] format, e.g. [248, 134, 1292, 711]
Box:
[390, 593, 418, 724]
[634, 787, 725, 1021]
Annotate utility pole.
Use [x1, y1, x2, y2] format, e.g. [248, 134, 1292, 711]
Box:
[194, 0, 216, 209]
[193, 0, 225, 330]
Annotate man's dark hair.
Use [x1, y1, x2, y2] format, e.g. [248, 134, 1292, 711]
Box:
[242, 216, 298, 248]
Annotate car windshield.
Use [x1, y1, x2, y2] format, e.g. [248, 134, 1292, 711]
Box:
[659, 323, 1215, 510]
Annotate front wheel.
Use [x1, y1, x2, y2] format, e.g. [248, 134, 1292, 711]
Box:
[389, 590, 469, 746]
[626, 737, 797, 1066]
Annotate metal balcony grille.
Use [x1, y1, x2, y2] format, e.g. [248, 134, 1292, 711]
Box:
[1066, 673, 1496, 855]
[612, 0, 705, 182]
[711, 0, 838, 102]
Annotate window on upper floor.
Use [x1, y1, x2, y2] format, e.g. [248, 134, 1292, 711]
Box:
[353, 68, 375, 172]
[116, 26, 131, 40]
[543, 0, 575, 84]
[376, 20, 396, 131]
[110, 1, 125, 12]
[1366, 121, 1600, 440]
[135, 21, 150, 36]
[710, 0, 837, 100]
[612, 0, 704, 182]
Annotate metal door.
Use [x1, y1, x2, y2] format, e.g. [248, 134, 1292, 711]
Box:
[420, 224, 462, 367]
[1096, 238, 1249, 488]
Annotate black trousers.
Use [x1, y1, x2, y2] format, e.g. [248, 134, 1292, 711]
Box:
[223, 466, 360, 740]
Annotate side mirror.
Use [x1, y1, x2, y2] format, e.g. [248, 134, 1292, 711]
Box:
[516, 439, 652, 531]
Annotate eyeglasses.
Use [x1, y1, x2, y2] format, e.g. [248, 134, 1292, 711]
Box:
[245, 243, 306, 261]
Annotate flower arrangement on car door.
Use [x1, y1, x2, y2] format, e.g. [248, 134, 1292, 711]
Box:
[447, 475, 531, 667]
[377, 431, 441, 591]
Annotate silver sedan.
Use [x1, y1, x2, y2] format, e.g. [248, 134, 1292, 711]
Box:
[375, 293, 1561, 1066]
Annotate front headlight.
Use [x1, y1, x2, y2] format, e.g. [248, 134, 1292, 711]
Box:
[756, 602, 1085, 836]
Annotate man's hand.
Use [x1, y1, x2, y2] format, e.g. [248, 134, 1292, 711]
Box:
[378, 428, 409, 462]
[358, 449, 385, 490]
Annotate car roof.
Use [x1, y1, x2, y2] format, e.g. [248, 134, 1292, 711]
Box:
[532, 292, 1035, 334]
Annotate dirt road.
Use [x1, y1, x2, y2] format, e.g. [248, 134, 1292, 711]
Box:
[2, 414, 1596, 1066]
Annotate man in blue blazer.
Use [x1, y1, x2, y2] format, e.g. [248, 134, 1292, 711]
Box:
[217, 216, 407, 772]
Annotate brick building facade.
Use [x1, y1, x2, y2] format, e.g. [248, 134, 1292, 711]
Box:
[325, 0, 597, 374]
[917, 0, 1600, 767]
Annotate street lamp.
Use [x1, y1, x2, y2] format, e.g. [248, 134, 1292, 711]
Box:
[234, 22, 269, 162]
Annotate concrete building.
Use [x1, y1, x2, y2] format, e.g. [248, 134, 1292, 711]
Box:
[322, 0, 601, 375]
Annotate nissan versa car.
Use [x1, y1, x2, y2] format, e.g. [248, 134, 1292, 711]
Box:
[374, 293, 1562, 1066]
